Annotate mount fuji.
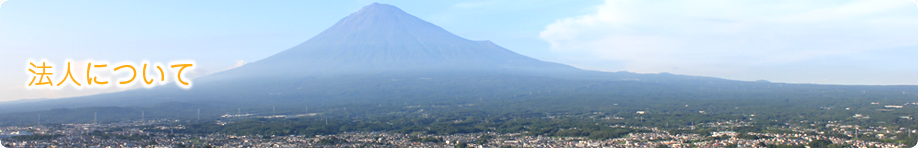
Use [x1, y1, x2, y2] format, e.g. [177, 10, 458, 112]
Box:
[3, 3, 893, 125]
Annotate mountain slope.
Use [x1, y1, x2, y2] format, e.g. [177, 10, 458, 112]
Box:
[206, 3, 578, 80]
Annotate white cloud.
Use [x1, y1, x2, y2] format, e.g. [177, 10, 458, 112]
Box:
[540, 0, 918, 82]
[232, 60, 246, 69]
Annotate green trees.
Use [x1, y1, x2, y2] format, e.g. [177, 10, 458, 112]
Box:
[455, 142, 469, 148]
[765, 144, 804, 148]
[807, 139, 833, 148]
[409, 136, 443, 143]
[317, 136, 347, 145]
[805, 139, 846, 148]
[735, 133, 771, 140]
[475, 135, 493, 144]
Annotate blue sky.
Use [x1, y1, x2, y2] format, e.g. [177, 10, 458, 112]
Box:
[1, 0, 917, 102]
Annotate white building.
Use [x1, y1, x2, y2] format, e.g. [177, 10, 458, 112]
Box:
[885, 105, 903, 108]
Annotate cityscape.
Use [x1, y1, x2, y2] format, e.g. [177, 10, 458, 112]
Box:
[1, 114, 916, 148]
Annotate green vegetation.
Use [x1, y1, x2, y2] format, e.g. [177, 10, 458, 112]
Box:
[317, 136, 347, 145]
[735, 133, 771, 140]
[765, 144, 804, 148]
[141, 116, 648, 140]
[409, 136, 443, 143]
[4, 74, 918, 130]
[455, 142, 470, 148]
[475, 135, 493, 144]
